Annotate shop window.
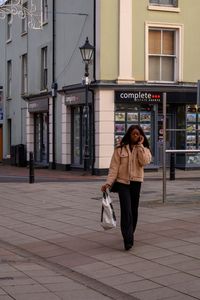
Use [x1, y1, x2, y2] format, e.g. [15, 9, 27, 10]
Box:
[21, 54, 28, 94]
[41, 46, 48, 90]
[185, 105, 200, 165]
[149, 0, 178, 6]
[146, 24, 182, 82]
[114, 104, 153, 150]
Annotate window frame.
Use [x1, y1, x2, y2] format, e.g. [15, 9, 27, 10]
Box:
[148, 0, 180, 12]
[149, 0, 178, 6]
[145, 22, 183, 83]
[21, 2, 28, 34]
[6, 14, 12, 41]
[41, 46, 48, 91]
[42, 0, 48, 24]
[7, 60, 12, 99]
[21, 54, 28, 94]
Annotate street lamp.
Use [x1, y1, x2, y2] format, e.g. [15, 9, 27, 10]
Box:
[79, 37, 94, 171]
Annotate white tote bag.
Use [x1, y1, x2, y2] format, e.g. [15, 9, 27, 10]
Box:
[101, 191, 117, 230]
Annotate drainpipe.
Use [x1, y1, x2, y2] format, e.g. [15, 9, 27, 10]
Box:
[91, 0, 96, 175]
[51, 0, 57, 169]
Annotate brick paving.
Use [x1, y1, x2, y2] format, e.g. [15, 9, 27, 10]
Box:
[0, 165, 200, 299]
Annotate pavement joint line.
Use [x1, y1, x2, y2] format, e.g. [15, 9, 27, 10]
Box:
[0, 239, 139, 300]
[1, 227, 200, 300]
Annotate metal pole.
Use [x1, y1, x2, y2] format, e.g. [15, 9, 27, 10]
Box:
[162, 93, 167, 203]
[29, 151, 35, 184]
[84, 72, 90, 171]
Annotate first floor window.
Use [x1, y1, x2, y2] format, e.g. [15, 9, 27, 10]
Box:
[41, 46, 48, 90]
[7, 60, 12, 98]
[148, 28, 177, 82]
[21, 54, 28, 94]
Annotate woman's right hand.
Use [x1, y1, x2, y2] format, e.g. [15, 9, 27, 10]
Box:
[101, 184, 110, 192]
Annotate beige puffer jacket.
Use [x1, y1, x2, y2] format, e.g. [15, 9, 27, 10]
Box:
[106, 144, 152, 186]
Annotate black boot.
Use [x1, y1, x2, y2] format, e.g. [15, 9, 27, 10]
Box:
[124, 243, 132, 251]
[124, 236, 134, 251]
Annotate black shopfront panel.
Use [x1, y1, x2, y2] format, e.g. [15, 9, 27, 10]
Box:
[115, 90, 200, 169]
[115, 91, 162, 167]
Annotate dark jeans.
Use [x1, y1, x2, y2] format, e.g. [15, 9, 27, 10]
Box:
[118, 181, 141, 245]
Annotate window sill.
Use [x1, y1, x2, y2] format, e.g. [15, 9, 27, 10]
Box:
[6, 97, 12, 101]
[21, 31, 28, 37]
[6, 39, 12, 44]
[42, 21, 48, 26]
[148, 5, 180, 12]
[147, 80, 177, 84]
[21, 92, 28, 96]
[40, 89, 48, 93]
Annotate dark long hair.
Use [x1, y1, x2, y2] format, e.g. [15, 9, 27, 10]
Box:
[119, 125, 150, 149]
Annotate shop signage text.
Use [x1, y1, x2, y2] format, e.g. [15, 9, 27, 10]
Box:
[64, 92, 92, 106]
[28, 98, 49, 112]
[65, 96, 80, 105]
[115, 91, 162, 103]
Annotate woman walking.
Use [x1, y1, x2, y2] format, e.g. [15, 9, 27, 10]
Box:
[101, 125, 152, 251]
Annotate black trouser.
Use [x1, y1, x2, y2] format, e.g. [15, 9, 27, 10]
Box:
[118, 181, 141, 245]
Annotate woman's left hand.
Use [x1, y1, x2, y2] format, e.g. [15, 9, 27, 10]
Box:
[101, 184, 111, 192]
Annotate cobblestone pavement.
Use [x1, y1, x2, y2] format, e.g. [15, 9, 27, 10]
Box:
[0, 165, 200, 299]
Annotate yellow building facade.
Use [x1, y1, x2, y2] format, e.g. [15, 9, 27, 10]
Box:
[93, 0, 200, 173]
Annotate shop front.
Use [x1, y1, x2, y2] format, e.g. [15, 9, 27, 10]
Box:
[166, 92, 200, 169]
[114, 89, 199, 170]
[115, 91, 162, 168]
[64, 89, 93, 169]
[28, 97, 49, 167]
[0, 90, 3, 161]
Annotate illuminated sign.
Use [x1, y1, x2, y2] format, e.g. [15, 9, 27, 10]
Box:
[115, 91, 162, 103]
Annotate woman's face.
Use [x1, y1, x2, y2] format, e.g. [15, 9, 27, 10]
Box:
[130, 128, 141, 144]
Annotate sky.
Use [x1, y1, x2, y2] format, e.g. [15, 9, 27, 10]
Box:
[0, 0, 6, 4]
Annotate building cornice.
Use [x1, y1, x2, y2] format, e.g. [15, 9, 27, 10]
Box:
[22, 91, 50, 101]
[89, 81, 197, 93]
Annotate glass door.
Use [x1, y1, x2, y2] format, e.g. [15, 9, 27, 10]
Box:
[72, 106, 83, 166]
[0, 125, 2, 161]
[71, 105, 92, 168]
[185, 106, 200, 166]
[157, 112, 175, 166]
[34, 113, 48, 165]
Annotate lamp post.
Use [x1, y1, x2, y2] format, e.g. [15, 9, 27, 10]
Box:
[79, 37, 94, 171]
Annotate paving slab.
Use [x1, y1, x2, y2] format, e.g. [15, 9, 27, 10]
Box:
[0, 165, 200, 299]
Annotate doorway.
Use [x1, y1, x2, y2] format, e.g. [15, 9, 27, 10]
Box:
[34, 113, 49, 165]
[71, 106, 83, 167]
[0, 125, 2, 161]
[158, 113, 176, 166]
[71, 105, 92, 168]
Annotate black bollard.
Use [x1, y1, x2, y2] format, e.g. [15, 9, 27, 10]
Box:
[29, 152, 35, 183]
[170, 153, 175, 180]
